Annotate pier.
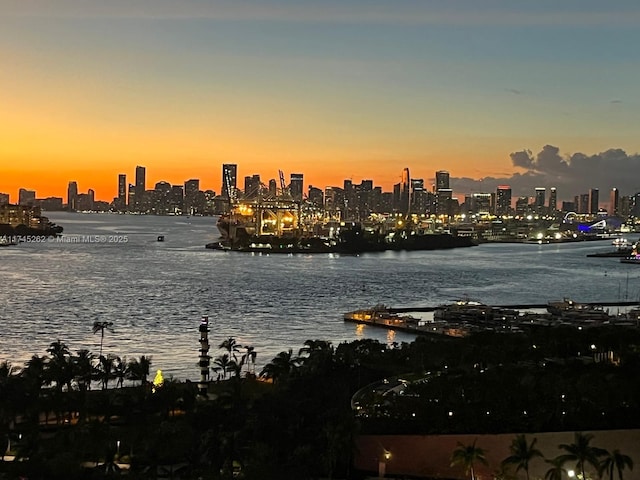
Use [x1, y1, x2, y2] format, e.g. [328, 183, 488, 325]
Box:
[344, 300, 640, 337]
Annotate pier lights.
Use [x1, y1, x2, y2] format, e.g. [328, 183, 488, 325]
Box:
[198, 316, 211, 397]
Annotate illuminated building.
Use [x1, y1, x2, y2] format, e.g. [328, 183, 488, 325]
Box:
[549, 187, 557, 213]
[495, 185, 512, 216]
[534, 187, 546, 214]
[400, 167, 410, 215]
[198, 316, 210, 397]
[221, 164, 238, 202]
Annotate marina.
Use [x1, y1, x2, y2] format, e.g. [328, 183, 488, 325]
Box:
[344, 299, 640, 337]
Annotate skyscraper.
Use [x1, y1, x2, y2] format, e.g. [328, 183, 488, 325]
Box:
[221, 164, 237, 201]
[589, 188, 599, 214]
[610, 187, 620, 216]
[135, 166, 146, 211]
[400, 167, 410, 215]
[549, 187, 557, 213]
[435, 170, 450, 191]
[118, 174, 127, 210]
[534, 188, 545, 214]
[67, 181, 78, 211]
[496, 185, 512, 216]
[290, 173, 304, 202]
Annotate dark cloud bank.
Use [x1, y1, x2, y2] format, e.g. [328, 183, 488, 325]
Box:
[450, 145, 640, 201]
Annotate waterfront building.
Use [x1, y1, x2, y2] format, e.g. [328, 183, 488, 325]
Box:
[117, 174, 127, 211]
[37, 197, 64, 211]
[324, 186, 344, 220]
[495, 185, 512, 216]
[610, 188, 619, 216]
[589, 188, 599, 214]
[127, 184, 136, 211]
[515, 197, 529, 216]
[471, 193, 492, 216]
[290, 173, 304, 202]
[436, 188, 453, 217]
[184, 179, 201, 213]
[67, 181, 78, 211]
[400, 168, 410, 215]
[134, 166, 146, 212]
[221, 164, 238, 204]
[534, 187, 545, 214]
[171, 185, 184, 214]
[18, 189, 36, 207]
[0, 204, 45, 229]
[0, 193, 9, 206]
[561, 201, 575, 212]
[154, 181, 172, 214]
[549, 187, 557, 213]
[76, 189, 95, 211]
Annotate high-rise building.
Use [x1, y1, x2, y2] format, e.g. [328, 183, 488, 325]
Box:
[135, 166, 146, 211]
[221, 164, 237, 201]
[184, 179, 200, 212]
[243, 175, 261, 199]
[400, 167, 410, 215]
[268, 179, 277, 197]
[534, 188, 546, 213]
[290, 173, 304, 202]
[67, 181, 78, 211]
[436, 188, 453, 216]
[18, 188, 36, 206]
[589, 188, 599, 214]
[0, 193, 9, 205]
[610, 187, 620, 216]
[435, 170, 450, 191]
[549, 187, 557, 213]
[495, 185, 512, 216]
[117, 174, 127, 210]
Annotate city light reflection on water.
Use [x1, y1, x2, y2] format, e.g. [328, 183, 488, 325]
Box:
[0, 212, 636, 380]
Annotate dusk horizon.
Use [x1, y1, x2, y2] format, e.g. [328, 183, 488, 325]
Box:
[2, 1, 640, 202]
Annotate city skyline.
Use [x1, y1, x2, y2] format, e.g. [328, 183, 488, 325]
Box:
[2, 2, 640, 200]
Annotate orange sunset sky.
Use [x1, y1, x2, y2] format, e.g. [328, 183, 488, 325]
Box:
[2, 1, 640, 203]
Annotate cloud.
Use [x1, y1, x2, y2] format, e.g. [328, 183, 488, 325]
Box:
[610, 99, 623, 104]
[505, 88, 524, 95]
[452, 145, 640, 201]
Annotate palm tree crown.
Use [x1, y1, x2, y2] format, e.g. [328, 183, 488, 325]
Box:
[451, 439, 489, 480]
[502, 434, 544, 480]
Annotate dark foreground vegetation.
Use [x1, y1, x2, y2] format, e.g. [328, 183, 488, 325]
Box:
[1, 325, 640, 479]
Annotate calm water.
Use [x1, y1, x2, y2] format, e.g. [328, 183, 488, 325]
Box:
[1, 212, 637, 380]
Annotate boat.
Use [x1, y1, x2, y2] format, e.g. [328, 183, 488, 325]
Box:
[620, 243, 640, 264]
[344, 304, 420, 327]
[587, 238, 636, 257]
[433, 299, 519, 324]
[546, 298, 611, 321]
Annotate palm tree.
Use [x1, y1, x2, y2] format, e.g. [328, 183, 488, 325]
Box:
[241, 345, 257, 376]
[544, 457, 567, 480]
[219, 337, 241, 362]
[96, 355, 115, 390]
[450, 440, 489, 480]
[126, 356, 152, 387]
[73, 349, 95, 392]
[557, 432, 607, 480]
[113, 356, 127, 388]
[92, 321, 114, 358]
[259, 349, 300, 384]
[502, 434, 544, 480]
[600, 449, 634, 480]
[45, 340, 74, 393]
[212, 354, 232, 380]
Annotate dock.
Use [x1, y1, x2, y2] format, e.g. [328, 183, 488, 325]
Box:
[344, 301, 640, 337]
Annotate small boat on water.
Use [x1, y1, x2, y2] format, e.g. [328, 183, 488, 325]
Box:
[344, 304, 420, 326]
[546, 298, 610, 321]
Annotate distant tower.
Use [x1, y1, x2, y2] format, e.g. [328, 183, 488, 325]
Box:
[496, 185, 512, 216]
[67, 181, 78, 211]
[534, 188, 546, 214]
[221, 164, 238, 201]
[400, 167, 410, 215]
[198, 316, 210, 397]
[549, 187, 557, 213]
[589, 188, 599, 214]
[118, 174, 127, 210]
[610, 187, 620, 216]
[435, 170, 450, 191]
[135, 166, 146, 211]
[289, 173, 304, 202]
